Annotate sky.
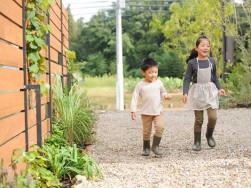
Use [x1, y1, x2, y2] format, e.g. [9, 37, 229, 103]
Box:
[62, 0, 244, 23]
[62, 0, 117, 22]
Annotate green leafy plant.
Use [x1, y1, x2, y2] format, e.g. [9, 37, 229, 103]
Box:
[42, 144, 102, 181]
[41, 145, 68, 180]
[53, 76, 96, 147]
[0, 159, 35, 188]
[63, 144, 102, 180]
[65, 50, 79, 85]
[25, 0, 54, 95]
[11, 147, 61, 188]
[44, 122, 70, 149]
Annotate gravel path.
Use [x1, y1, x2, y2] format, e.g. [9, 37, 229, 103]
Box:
[89, 108, 251, 188]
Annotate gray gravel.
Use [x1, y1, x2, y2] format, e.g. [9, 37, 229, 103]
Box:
[88, 108, 251, 188]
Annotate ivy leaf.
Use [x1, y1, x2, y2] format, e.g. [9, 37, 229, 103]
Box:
[26, 10, 36, 20]
[29, 63, 39, 73]
[28, 51, 40, 62]
[34, 72, 42, 81]
[30, 19, 40, 29]
[30, 42, 38, 49]
[26, 3, 35, 9]
[46, 25, 52, 33]
[40, 82, 50, 96]
[34, 36, 44, 47]
[25, 29, 32, 35]
[37, 14, 45, 22]
[26, 35, 34, 42]
[66, 50, 76, 60]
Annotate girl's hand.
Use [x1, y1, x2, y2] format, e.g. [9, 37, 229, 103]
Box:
[164, 94, 173, 100]
[219, 89, 227, 96]
[183, 94, 188, 103]
[131, 112, 136, 120]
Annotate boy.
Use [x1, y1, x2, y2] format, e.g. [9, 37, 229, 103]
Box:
[131, 58, 172, 157]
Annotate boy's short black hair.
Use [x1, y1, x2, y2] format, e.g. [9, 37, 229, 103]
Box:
[140, 58, 158, 71]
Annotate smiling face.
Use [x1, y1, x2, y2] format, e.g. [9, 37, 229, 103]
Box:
[142, 66, 158, 83]
[195, 39, 210, 60]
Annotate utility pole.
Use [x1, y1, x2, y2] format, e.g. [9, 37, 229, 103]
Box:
[221, 0, 227, 82]
[116, 0, 125, 111]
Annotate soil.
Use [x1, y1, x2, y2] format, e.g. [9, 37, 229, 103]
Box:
[88, 108, 251, 188]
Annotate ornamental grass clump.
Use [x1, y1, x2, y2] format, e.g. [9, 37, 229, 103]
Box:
[53, 77, 96, 147]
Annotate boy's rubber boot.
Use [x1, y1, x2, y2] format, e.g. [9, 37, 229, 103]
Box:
[151, 135, 163, 157]
[142, 140, 150, 156]
[206, 128, 216, 148]
[192, 132, 201, 151]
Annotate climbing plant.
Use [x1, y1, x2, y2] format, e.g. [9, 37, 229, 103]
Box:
[25, 0, 55, 94]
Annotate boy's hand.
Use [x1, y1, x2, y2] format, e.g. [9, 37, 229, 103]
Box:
[164, 94, 172, 100]
[131, 112, 136, 120]
[219, 89, 227, 96]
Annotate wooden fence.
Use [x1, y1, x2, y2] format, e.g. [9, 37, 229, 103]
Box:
[0, 0, 69, 167]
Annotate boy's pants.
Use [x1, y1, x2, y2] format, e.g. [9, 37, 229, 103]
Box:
[141, 113, 164, 140]
[194, 108, 217, 132]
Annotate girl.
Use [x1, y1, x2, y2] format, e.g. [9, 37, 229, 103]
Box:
[183, 36, 226, 151]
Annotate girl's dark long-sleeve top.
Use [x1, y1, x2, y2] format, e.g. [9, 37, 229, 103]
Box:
[183, 57, 222, 95]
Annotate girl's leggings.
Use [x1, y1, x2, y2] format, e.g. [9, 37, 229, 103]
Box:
[194, 108, 217, 132]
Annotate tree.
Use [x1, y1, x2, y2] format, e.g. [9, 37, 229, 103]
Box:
[66, 0, 184, 78]
[150, 0, 234, 75]
[221, 1, 251, 106]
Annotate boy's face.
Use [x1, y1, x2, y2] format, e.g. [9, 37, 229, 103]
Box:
[142, 66, 158, 82]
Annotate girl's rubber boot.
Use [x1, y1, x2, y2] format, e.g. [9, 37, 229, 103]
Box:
[206, 128, 216, 148]
[151, 135, 162, 157]
[142, 140, 150, 156]
[192, 132, 201, 151]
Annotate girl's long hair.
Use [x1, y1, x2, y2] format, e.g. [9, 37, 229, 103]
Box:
[185, 36, 210, 64]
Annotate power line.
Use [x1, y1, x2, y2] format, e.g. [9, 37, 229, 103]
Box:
[64, 0, 113, 4]
[126, 4, 172, 7]
[125, 0, 183, 1]
[68, 4, 174, 10]
[71, 12, 101, 16]
[71, 9, 172, 16]
[69, 5, 114, 9]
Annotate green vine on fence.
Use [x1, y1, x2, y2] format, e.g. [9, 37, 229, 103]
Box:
[25, 0, 55, 95]
[65, 50, 78, 84]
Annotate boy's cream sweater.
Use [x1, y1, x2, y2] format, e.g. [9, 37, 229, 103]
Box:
[131, 79, 167, 115]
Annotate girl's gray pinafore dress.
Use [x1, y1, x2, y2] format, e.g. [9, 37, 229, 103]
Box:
[186, 58, 219, 110]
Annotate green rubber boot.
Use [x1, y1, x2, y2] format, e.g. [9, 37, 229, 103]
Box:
[192, 132, 201, 151]
[206, 128, 216, 148]
[142, 140, 150, 156]
[151, 135, 162, 157]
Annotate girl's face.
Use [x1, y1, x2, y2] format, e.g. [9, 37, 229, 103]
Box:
[195, 39, 210, 59]
[142, 66, 158, 83]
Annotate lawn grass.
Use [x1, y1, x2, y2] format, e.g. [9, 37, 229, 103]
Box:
[82, 76, 184, 111]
